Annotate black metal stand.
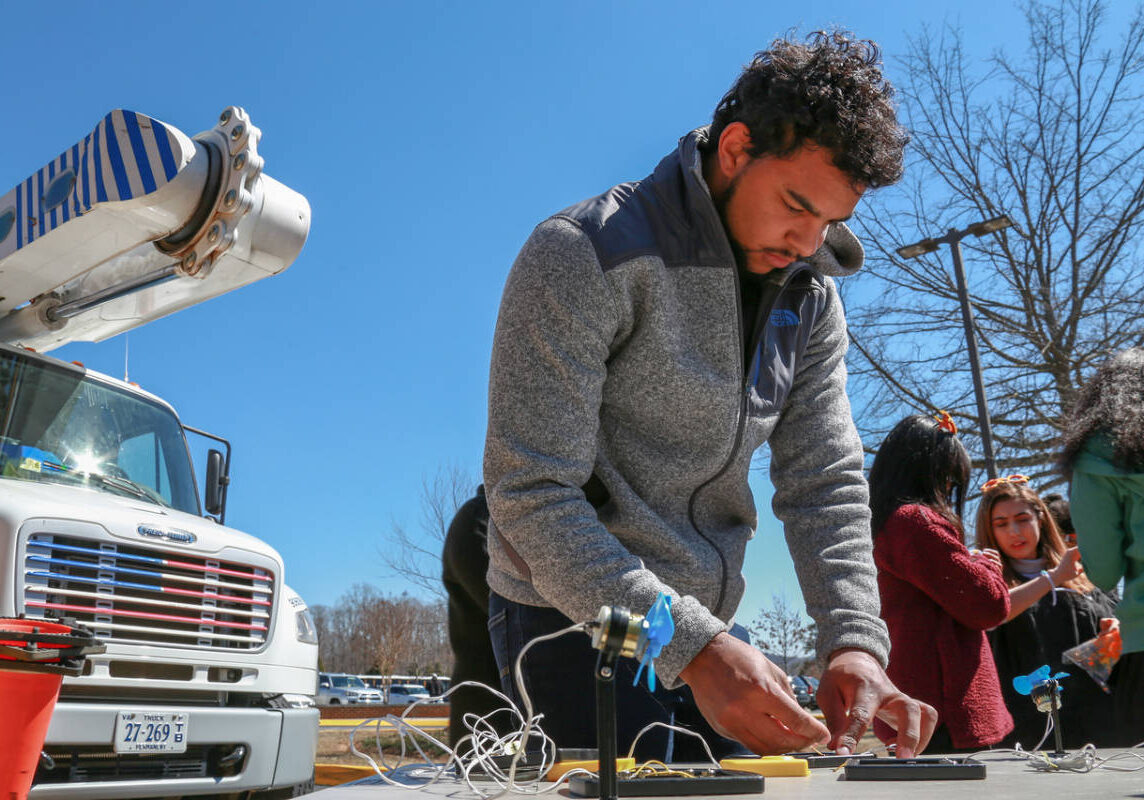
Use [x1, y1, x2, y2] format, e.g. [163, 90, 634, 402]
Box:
[595, 649, 619, 800]
[1031, 679, 1067, 757]
[1048, 683, 1065, 757]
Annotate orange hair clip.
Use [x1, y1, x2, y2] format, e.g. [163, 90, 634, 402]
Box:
[933, 410, 958, 435]
[981, 474, 1030, 493]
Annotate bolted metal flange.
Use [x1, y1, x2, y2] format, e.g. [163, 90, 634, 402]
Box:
[161, 105, 264, 279]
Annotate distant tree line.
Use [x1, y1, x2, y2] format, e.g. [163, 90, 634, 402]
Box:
[310, 583, 452, 676]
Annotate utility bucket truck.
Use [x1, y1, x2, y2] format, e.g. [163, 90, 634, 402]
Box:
[0, 108, 319, 799]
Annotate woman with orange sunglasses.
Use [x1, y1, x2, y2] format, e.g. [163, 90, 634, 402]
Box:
[974, 478, 1125, 747]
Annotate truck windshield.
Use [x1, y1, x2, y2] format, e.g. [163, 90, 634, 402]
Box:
[0, 350, 199, 514]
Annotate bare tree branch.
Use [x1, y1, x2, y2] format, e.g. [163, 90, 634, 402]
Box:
[378, 464, 478, 600]
[849, 0, 1144, 492]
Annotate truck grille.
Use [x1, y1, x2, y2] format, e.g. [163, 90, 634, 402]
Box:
[35, 744, 240, 783]
[22, 533, 274, 651]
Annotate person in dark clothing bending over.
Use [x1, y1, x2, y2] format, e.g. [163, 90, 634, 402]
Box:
[483, 30, 936, 760]
[441, 486, 504, 747]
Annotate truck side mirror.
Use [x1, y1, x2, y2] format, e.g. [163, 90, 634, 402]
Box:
[205, 448, 226, 516]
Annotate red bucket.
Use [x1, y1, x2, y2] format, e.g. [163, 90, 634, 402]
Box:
[0, 618, 85, 800]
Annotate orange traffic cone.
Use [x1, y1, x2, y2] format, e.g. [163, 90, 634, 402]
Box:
[0, 618, 103, 800]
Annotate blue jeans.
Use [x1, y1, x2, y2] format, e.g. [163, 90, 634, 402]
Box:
[488, 593, 750, 762]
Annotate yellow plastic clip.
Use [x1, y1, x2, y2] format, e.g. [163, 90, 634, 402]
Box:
[719, 756, 810, 777]
[547, 757, 636, 782]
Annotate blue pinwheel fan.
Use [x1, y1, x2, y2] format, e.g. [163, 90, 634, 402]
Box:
[1013, 664, 1069, 695]
[633, 592, 674, 691]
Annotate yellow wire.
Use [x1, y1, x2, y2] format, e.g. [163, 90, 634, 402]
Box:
[628, 760, 698, 779]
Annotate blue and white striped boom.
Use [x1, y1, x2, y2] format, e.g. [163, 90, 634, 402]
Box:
[0, 107, 310, 351]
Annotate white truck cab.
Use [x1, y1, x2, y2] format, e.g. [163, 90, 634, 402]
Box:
[0, 107, 319, 799]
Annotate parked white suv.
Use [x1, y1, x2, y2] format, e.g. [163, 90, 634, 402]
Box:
[386, 683, 432, 705]
[317, 673, 383, 705]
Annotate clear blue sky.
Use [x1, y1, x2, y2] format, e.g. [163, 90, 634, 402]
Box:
[0, 0, 1042, 624]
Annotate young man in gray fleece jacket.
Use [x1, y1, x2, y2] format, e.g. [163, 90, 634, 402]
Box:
[483, 31, 938, 758]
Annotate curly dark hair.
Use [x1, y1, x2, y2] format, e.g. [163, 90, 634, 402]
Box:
[1060, 347, 1144, 473]
[869, 414, 971, 536]
[702, 30, 908, 189]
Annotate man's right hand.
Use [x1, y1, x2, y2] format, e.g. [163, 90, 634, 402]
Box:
[678, 632, 830, 754]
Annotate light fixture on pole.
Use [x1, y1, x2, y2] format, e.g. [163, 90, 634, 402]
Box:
[896, 214, 1015, 480]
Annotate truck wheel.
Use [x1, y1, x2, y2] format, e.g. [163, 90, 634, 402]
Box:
[329, 698, 340, 704]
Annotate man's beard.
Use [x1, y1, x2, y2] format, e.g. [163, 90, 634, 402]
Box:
[712, 168, 798, 273]
[711, 172, 749, 272]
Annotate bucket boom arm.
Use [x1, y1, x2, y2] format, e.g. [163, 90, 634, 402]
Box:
[0, 107, 310, 351]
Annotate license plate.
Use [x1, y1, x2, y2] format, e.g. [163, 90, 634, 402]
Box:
[113, 711, 188, 753]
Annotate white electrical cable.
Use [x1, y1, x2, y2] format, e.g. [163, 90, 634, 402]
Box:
[625, 720, 721, 767]
[960, 736, 1144, 775]
[1031, 710, 1054, 752]
[346, 621, 593, 798]
[494, 621, 592, 797]
[1091, 740, 1144, 772]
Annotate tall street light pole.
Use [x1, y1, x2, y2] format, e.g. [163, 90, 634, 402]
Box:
[896, 215, 1015, 481]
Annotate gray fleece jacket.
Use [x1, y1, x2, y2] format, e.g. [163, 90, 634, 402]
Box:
[483, 128, 889, 688]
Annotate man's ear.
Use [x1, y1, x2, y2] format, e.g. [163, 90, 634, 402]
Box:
[716, 122, 754, 178]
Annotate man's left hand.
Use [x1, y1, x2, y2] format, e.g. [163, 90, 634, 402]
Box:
[816, 648, 937, 758]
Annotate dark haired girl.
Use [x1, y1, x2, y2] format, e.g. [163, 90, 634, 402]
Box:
[869, 414, 1013, 751]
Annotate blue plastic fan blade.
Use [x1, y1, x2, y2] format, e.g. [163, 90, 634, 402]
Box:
[1014, 665, 1070, 695]
[633, 593, 674, 690]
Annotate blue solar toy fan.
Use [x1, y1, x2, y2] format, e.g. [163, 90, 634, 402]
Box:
[633, 593, 673, 691]
[588, 592, 676, 800]
[1014, 665, 1069, 755]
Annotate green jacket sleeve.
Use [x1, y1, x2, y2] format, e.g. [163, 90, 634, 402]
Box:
[1071, 460, 1127, 591]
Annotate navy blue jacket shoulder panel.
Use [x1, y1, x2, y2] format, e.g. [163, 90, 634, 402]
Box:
[554, 148, 729, 273]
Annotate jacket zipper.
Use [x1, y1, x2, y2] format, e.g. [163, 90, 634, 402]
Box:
[686, 264, 807, 617]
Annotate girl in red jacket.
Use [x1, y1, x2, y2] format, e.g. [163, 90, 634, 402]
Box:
[869, 413, 1013, 751]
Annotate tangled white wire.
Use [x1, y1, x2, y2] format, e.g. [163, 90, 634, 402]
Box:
[961, 733, 1144, 775]
[348, 621, 597, 798]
